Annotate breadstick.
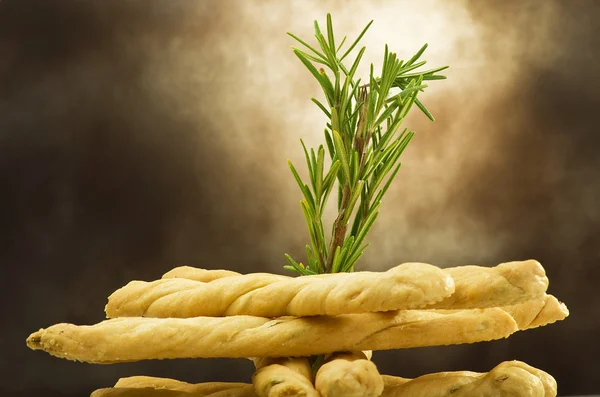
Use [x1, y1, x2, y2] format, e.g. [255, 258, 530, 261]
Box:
[93, 377, 257, 397]
[106, 273, 288, 318]
[115, 377, 251, 394]
[502, 294, 569, 330]
[437, 294, 569, 331]
[427, 260, 548, 309]
[92, 385, 256, 397]
[105, 263, 454, 318]
[162, 267, 241, 282]
[315, 351, 383, 397]
[252, 357, 319, 397]
[380, 360, 556, 396]
[26, 307, 517, 363]
[91, 389, 189, 397]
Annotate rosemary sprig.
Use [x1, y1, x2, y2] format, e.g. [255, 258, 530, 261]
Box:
[284, 14, 448, 276]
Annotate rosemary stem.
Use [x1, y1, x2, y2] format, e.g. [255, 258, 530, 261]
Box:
[326, 184, 350, 272]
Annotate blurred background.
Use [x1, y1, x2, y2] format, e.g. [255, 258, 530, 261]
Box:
[1, 0, 598, 395]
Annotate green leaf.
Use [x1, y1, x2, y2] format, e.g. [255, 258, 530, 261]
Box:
[331, 106, 340, 134]
[368, 133, 413, 198]
[342, 243, 370, 272]
[316, 146, 325, 199]
[305, 245, 316, 266]
[347, 47, 366, 80]
[292, 47, 329, 66]
[300, 140, 316, 194]
[331, 245, 342, 273]
[396, 60, 427, 77]
[323, 160, 341, 191]
[288, 160, 317, 211]
[314, 22, 338, 72]
[284, 254, 312, 276]
[340, 20, 373, 61]
[380, 162, 402, 198]
[293, 49, 334, 102]
[343, 180, 365, 223]
[312, 355, 325, 375]
[349, 203, 364, 239]
[401, 65, 449, 79]
[399, 84, 429, 98]
[324, 129, 335, 160]
[397, 88, 418, 120]
[287, 33, 328, 61]
[336, 235, 355, 272]
[333, 130, 351, 183]
[414, 97, 435, 121]
[351, 208, 379, 257]
[321, 160, 340, 208]
[312, 98, 332, 118]
[373, 101, 400, 128]
[326, 13, 336, 57]
[405, 43, 428, 67]
[364, 139, 400, 179]
[336, 35, 347, 53]
[300, 200, 322, 264]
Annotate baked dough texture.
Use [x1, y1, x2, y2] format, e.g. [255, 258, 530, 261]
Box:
[106, 260, 548, 319]
[97, 377, 257, 396]
[116, 377, 250, 393]
[502, 294, 569, 330]
[426, 260, 549, 309]
[381, 360, 557, 396]
[315, 351, 383, 397]
[162, 267, 241, 282]
[105, 263, 455, 318]
[252, 357, 319, 397]
[91, 386, 257, 397]
[26, 307, 518, 363]
[92, 360, 555, 397]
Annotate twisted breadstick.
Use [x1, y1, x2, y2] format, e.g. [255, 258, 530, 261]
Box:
[315, 351, 383, 397]
[105, 263, 454, 318]
[114, 377, 252, 394]
[92, 382, 257, 397]
[26, 307, 517, 363]
[502, 294, 568, 330]
[91, 389, 189, 397]
[162, 266, 241, 282]
[94, 360, 556, 397]
[252, 357, 319, 397]
[437, 294, 568, 331]
[426, 260, 548, 309]
[381, 360, 556, 396]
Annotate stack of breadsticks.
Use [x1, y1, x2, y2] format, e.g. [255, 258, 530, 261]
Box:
[27, 259, 568, 396]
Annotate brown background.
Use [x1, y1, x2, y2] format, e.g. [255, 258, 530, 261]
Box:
[1, 0, 598, 395]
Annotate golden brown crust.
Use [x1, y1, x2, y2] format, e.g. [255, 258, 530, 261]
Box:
[427, 260, 549, 309]
[315, 351, 383, 397]
[253, 357, 313, 381]
[92, 385, 257, 397]
[438, 295, 569, 331]
[252, 357, 319, 397]
[91, 389, 189, 397]
[26, 308, 517, 363]
[105, 263, 454, 318]
[162, 267, 241, 282]
[381, 360, 556, 396]
[115, 377, 251, 394]
[503, 295, 569, 330]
